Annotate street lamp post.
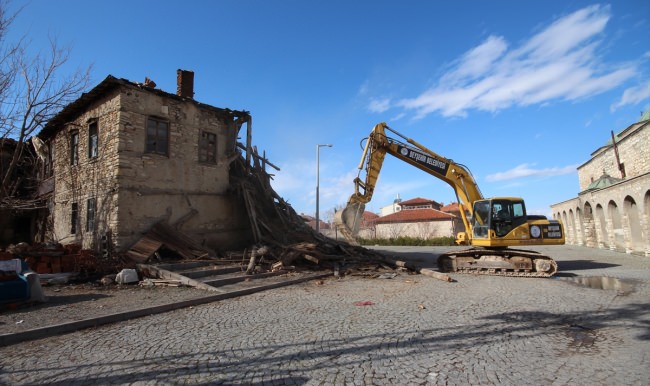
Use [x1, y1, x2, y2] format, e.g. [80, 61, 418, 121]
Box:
[316, 144, 333, 233]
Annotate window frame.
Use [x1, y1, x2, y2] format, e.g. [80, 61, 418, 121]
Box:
[86, 198, 96, 232]
[199, 130, 217, 164]
[145, 117, 170, 156]
[44, 140, 55, 178]
[70, 130, 79, 165]
[71, 202, 78, 234]
[88, 120, 99, 159]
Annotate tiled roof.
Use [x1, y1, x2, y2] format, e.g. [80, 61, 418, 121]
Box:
[362, 211, 379, 220]
[38, 75, 250, 140]
[375, 208, 455, 224]
[399, 197, 438, 206]
[441, 202, 460, 212]
[360, 211, 380, 226]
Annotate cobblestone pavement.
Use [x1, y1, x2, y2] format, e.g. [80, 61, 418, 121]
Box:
[1, 245, 649, 385]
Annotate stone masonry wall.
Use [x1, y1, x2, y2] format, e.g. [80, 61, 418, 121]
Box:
[50, 92, 121, 250]
[578, 121, 650, 190]
[113, 85, 251, 251]
[552, 122, 650, 257]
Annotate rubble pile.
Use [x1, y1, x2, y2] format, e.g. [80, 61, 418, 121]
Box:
[228, 154, 400, 275]
[1, 242, 119, 280]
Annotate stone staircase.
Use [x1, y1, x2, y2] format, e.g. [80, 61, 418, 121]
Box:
[138, 260, 331, 296]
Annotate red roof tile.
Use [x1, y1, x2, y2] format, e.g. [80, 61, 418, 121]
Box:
[441, 202, 460, 212]
[399, 197, 439, 206]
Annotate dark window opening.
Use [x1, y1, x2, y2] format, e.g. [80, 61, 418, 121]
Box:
[44, 141, 55, 178]
[71, 202, 78, 234]
[88, 121, 98, 159]
[146, 118, 169, 156]
[86, 198, 96, 232]
[199, 131, 217, 163]
[70, 130, 79, 165]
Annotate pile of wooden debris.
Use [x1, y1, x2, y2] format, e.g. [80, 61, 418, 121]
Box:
[228, 150, 451, 281]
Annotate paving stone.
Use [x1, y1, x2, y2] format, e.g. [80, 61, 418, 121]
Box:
[1, 246, 649, 385]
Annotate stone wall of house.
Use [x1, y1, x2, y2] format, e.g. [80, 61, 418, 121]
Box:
[578, 121, 650, 190]
[48, 83, 253, 254]
[50, 92, 121, 250]
[113, 85, 251, 252]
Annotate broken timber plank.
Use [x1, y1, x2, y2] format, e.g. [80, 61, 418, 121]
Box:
[137, 264, 223, 292]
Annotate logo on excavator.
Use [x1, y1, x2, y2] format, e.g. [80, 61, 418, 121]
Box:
[398, 145, 449, 176]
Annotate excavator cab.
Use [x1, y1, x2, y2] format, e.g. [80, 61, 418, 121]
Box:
[471, 198, 528, 240]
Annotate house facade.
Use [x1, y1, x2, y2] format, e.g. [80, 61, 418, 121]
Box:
[36, 71, 254, 255]
[373, 197, 460, 239]
[550, 111, 650, 256]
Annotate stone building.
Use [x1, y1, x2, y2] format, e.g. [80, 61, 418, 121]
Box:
[373, 197, 460, 239]
[35, 70, 254, 255]
[550, 111, 650, 256]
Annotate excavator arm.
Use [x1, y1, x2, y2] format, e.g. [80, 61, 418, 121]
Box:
[335, 122, 483, 241]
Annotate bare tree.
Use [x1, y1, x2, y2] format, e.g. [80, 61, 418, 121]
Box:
[0, 1, 91, 207]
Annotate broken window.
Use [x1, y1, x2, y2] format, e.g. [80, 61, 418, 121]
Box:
[88, 121, 98, 159]
[70, 130, 79, 165]
[44, 141, 55, 178]
[199, 131, 217, 163]
[146, 117, 169, 156]
[71, 202, 78, 234]
[86, 198, 96, 232]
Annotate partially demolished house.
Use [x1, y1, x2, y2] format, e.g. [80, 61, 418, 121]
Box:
[0, 138, 39, 246]
[35, 70, 256, 256]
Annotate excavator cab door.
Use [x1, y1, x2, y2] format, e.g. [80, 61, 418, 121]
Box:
[471, 200, 491, 239]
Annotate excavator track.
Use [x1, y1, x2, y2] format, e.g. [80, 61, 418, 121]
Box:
[437, 248, 558, 278]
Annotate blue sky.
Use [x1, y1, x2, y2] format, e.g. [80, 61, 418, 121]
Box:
[7, 0, 650, 220]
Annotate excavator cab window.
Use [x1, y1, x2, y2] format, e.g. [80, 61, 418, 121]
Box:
[471, 200, 491, 239]
[491, 199, 526, 237]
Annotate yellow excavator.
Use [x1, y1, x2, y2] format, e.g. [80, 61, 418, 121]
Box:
[334, 123, 565, 277]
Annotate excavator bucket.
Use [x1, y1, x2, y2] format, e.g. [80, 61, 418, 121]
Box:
[334, 202, 366, 243]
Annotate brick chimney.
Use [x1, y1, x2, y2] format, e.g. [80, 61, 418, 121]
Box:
[176, 69, 194, 99]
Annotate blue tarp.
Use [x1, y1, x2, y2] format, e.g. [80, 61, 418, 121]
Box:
[0, 259, 31, 304]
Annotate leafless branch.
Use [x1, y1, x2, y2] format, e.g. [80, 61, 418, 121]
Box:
[0, 1, 91, 204]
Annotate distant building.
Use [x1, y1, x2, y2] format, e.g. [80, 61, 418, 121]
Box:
[374, 197, 461, 239]
[35, 70, 255, 255]
[300, 214, 330, 232]
[550, 111, 650, 256]
[379, 193, 402, 216]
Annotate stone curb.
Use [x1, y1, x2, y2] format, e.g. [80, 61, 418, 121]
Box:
[0, 272, 331, 347]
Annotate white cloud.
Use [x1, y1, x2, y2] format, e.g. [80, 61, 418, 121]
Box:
[485, 163, 578, 182]
[610, 80, 650, 111]
[368, 98, 391, 113]
[395, 5, 637, 119]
